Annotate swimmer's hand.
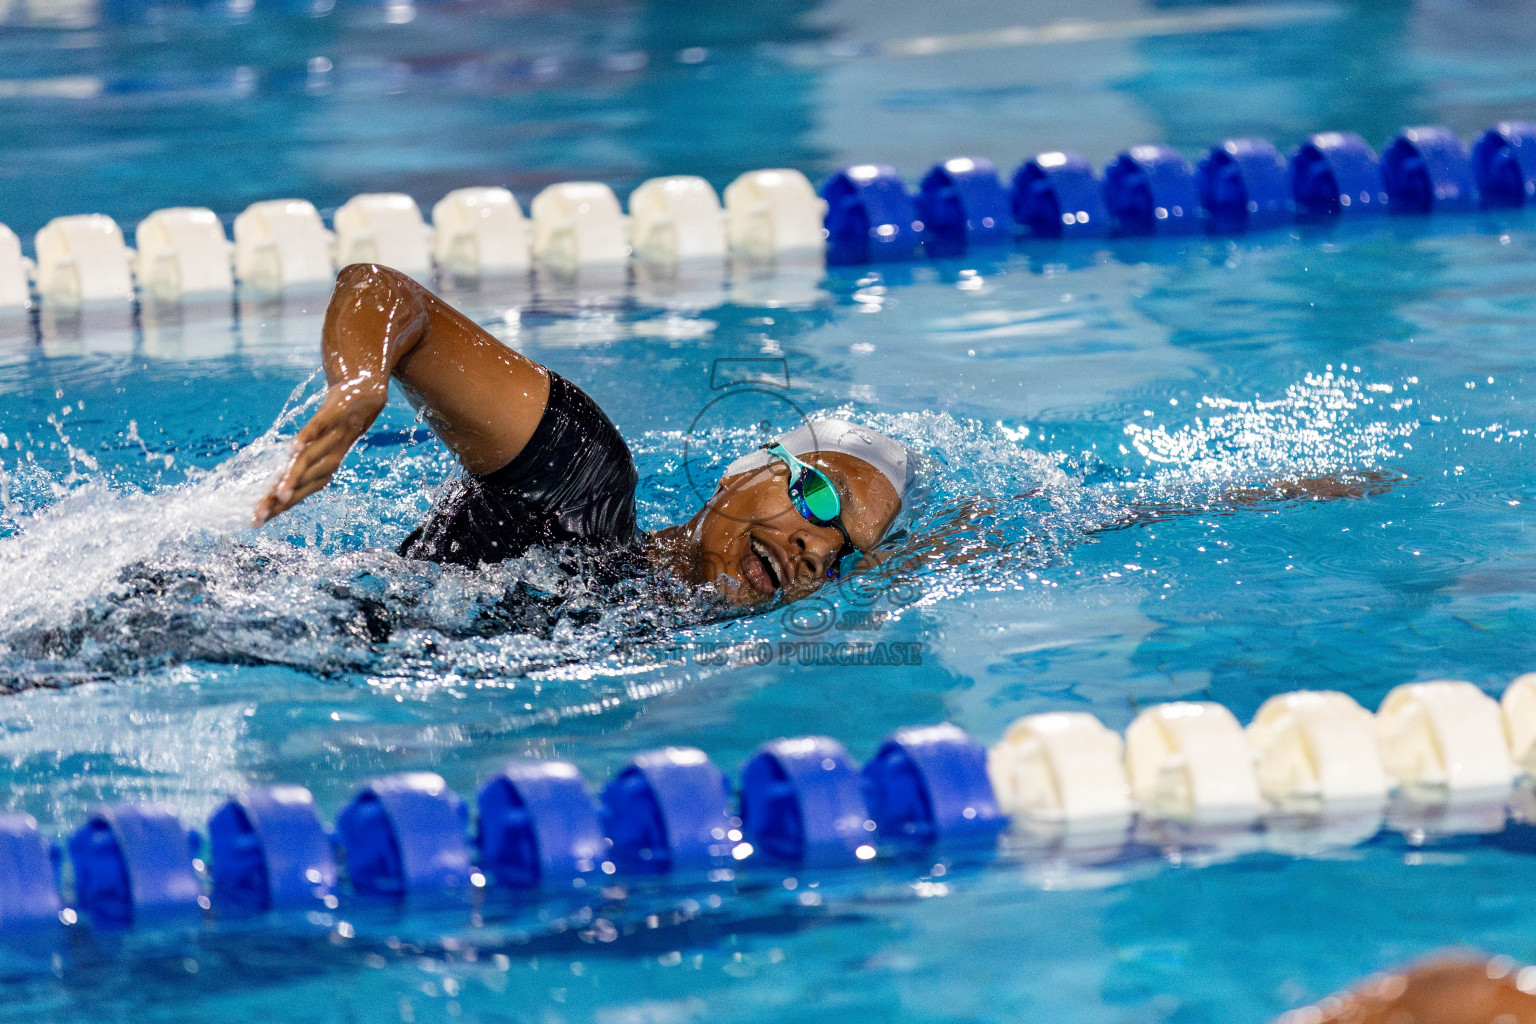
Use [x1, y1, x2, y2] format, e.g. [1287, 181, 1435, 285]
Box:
[253, 379, 387, 526]
[1272, 952, 1536, 1023]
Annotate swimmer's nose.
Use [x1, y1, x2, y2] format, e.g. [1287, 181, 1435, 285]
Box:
[790, 530, 838, 580]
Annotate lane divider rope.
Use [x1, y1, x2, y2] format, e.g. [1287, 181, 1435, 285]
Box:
[5, 674, 1536, 934]
[0, 122, 1532, 316]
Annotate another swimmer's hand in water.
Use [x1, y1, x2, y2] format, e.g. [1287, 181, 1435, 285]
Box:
[1272, 951, 1536, 1023]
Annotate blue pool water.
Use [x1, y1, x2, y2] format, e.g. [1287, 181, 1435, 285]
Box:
[5, 0, 1536, 1021]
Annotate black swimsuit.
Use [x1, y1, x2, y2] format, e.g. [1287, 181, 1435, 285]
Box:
[398, 373, 639, 567]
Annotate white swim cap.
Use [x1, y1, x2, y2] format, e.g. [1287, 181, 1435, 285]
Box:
[723, 418, 914, 500]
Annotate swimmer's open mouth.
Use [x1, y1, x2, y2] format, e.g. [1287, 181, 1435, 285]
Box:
[744, 535, 784, 595]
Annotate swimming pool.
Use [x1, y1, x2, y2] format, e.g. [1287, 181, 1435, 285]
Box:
[5, 0, 1536, 1020]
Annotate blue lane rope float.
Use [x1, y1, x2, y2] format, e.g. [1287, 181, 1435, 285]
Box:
[335, 772, 473, 897]
[67, 803, 202, 929]
[1472, 122, 1536, 209]
[1196, 138, 1291, 234]
[1380, 126, 1477, 215]
[1288, 131, 1386, 220]
[860, 723, 1006, 849]
[1009, 151, 1108, 240]
[476, 759, 605, 889]
[600, 747, 735, 873]
[819, 163, 925, 265]
[1103, 144, 1204, 236]
[0, 813, 62, 930]
[207, 785, 336, 913]
[738, 736, 874, 867]
[915, 157, 1012, 256]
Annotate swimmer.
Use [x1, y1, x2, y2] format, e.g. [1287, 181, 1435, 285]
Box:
[253, 264, 908, 606]
[1271, 952, 1536, 1023]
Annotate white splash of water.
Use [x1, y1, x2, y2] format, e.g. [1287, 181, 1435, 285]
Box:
[0, 372, 1418, 690]
[1121, 370, 1417, 488]
[0, 403, 303, 637]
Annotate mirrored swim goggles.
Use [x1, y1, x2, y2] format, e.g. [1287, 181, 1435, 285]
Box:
[760, 442, 859, 580]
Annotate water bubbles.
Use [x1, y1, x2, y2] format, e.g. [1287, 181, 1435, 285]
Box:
[1122, 370, 1417, 488]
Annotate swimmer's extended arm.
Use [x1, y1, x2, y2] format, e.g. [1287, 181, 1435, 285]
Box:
[871, 470, 1402, 573]
[253, 263, 552, 525]
[1102, 469, 1401, 529]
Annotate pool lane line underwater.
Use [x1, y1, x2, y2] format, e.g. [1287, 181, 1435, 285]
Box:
[7, 676, 1536, 937]
[0, 121, 1532, 324]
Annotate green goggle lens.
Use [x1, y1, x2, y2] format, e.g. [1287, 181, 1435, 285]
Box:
[796, 470, 843, 522]
[761, 442, 861, 580]
[764, 443, 843, 525]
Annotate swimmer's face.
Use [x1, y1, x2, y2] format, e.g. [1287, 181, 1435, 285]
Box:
[693, 451, 901, 606]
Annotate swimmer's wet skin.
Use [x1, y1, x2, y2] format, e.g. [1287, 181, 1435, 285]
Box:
[1271, 952, 1536, 1024]
[253, 264, 906, 606]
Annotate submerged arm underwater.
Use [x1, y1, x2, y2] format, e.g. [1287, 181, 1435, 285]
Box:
[873, 468, 1405, 576]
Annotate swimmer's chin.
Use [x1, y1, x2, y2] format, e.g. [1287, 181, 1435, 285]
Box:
[641, 527, 820, 608]
[711, 572, 825, 608]
[708, 572, 773, 608]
